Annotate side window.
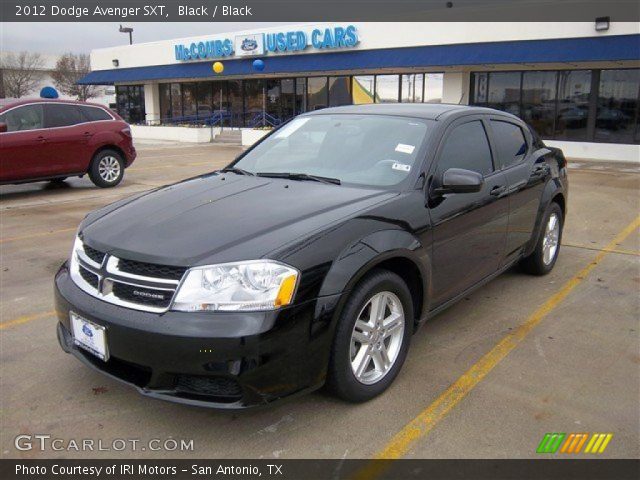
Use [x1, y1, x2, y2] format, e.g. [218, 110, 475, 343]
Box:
[1, 105, 44, 132]
[437, 120, 494, 177]
[491, 120, 528, 169]
[80, 106, 112, 122]
[44, 104, 83, 128]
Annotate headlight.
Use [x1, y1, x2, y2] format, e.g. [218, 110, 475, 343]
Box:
[172, 260, 299, 312]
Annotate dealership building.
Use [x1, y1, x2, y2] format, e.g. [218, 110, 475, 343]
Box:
[80, 22, 640, 161]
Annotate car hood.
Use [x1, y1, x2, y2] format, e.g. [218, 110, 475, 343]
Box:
[81, 173, 398, 266]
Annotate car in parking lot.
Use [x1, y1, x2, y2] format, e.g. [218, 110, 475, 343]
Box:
[54, 103, 567, 408]
[0, 99, 136, 188]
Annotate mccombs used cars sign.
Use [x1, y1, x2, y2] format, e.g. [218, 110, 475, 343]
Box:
[173, 25, 359, 61]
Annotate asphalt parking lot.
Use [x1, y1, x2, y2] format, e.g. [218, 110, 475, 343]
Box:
[1, 143, 638, 460]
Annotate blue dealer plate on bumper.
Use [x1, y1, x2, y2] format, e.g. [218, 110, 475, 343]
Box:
[70, 312, 109, 361]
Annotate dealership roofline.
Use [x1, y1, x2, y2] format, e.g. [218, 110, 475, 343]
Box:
[79, 34, 640, 85]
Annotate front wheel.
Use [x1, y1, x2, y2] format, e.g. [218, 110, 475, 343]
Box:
[327, 270, 413, 402]
[88, 150, 124, 188]
[520, 202, 563, 275]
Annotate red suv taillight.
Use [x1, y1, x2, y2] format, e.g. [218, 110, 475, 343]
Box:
[121, 127, 132, 138]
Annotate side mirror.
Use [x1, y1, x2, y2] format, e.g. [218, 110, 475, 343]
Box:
[0, 122, 7, 133]
[434, 168, 484, 195]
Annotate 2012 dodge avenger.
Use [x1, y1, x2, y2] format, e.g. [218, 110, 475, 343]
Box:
[55, 104, 568, 408]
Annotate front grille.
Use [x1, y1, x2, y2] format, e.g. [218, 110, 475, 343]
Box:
[175, 375, 242, 400]
[112, 282, 173, 308]
[72, 239, 186, 312]
[79, 266, 99, 289]
[83, 245, 105, 265]
[117, 258, 187, 281]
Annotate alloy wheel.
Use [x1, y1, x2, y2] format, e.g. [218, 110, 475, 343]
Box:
[542, 213, 560, 265]
[350, 291, 405, 385]
[98, 156, 121, 183]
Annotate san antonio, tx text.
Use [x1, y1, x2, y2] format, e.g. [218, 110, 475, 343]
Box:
[16, 464, 284, 476]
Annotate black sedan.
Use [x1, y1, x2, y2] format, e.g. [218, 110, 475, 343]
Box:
[55, 104, 568, 408]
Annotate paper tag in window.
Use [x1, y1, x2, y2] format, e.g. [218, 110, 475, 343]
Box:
[395, 143, 415, 154]
[392, 162, 411, 172]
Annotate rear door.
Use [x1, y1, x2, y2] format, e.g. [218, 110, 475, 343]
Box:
[487, 118, 547, 264]
[428, 116, 509, 307]
[43, 104, 93, 175]
[0, 104, 47, 181]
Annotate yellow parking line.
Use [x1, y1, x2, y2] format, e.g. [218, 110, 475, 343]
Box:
[562, 242, 640, 257]
[0, 227, 76, 244]
[353, 215, 640, 476]
[0, 310, 56, 330]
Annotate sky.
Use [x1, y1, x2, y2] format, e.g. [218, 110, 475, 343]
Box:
[1, 22, 294, 54]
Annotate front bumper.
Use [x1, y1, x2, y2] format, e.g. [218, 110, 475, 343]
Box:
[55, 262, 342, 409]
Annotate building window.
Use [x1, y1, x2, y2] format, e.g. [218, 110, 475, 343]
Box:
[196, 82, 213, 119]
[352, 76, 375, 104]
[182, 83, 198, 118]
[170, 83, 182, 120]
[487, 72, 521, 116]
[375, 75, 400, 103]
[401, 74, 424, 103]
[595, 69, 640, 144]
[328, 76, 352, 106]
[115, 85, 145, 124]
[425, 74, 443, 103]
[555, 70, 591, 141]
[522, 71, 557, 138]
[307, 77, 328, 111]
[159, 83, 172, 122]
[471, 69, 640, 144]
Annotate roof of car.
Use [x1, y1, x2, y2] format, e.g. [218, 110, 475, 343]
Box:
[0, 98, 108, 112]
[305, 103, 518, 121]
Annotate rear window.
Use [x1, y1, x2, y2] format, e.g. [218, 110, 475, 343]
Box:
[80, 106, 112, 122]
[490, 120, 528, 169]
[44, 104, 83, 128]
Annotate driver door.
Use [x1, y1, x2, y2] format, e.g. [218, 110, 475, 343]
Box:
[427, 117, 509, 307]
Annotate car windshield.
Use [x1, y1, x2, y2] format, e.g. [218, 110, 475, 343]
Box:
[233, 114, 432, 187]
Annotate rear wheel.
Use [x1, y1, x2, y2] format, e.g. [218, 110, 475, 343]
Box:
[327, 270, 413, 402]
[89, 150, 124, 188]
[520, 202, 563, 275]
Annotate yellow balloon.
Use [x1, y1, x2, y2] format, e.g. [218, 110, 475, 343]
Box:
[213, 61, 224, 74]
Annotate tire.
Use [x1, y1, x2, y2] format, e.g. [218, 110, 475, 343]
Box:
[88, 150, 124, 188]
[327, 269, 413, 402]
[520, 202, 563, 275]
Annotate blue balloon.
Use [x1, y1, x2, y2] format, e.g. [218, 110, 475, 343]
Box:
[40, 86, 59, 99]
[252, 59, 265, 72]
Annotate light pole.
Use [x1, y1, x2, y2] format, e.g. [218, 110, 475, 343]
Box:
[119, 25, 133, 45]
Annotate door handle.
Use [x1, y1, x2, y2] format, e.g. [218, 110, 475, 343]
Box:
[83, 131, 93, 137]
[36, 135, 47, 142]
[532, 164, 550, 176]
[490, 185, 506, 196]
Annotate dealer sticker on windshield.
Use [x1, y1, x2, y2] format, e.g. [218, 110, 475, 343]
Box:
[392, 162, 411, 172]
[395, 143, 415, 154]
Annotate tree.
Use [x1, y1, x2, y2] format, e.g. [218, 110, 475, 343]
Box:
[51, 53, 99, 101]
[1, 51, 44, 98]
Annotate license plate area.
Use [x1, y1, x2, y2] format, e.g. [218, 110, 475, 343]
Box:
[70, 312, 109, 362]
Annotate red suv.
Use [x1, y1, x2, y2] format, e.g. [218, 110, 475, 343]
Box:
[0, 99, 136, 188]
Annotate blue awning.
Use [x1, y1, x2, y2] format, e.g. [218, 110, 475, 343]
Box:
[79, 34, 640, 85]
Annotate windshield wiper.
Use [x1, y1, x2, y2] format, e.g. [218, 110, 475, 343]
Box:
[219, 167, 255, 176]
[256, 172, 341, 185]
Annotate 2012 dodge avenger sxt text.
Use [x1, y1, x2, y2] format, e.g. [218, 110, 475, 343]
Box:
[55, 104, 568, 408]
